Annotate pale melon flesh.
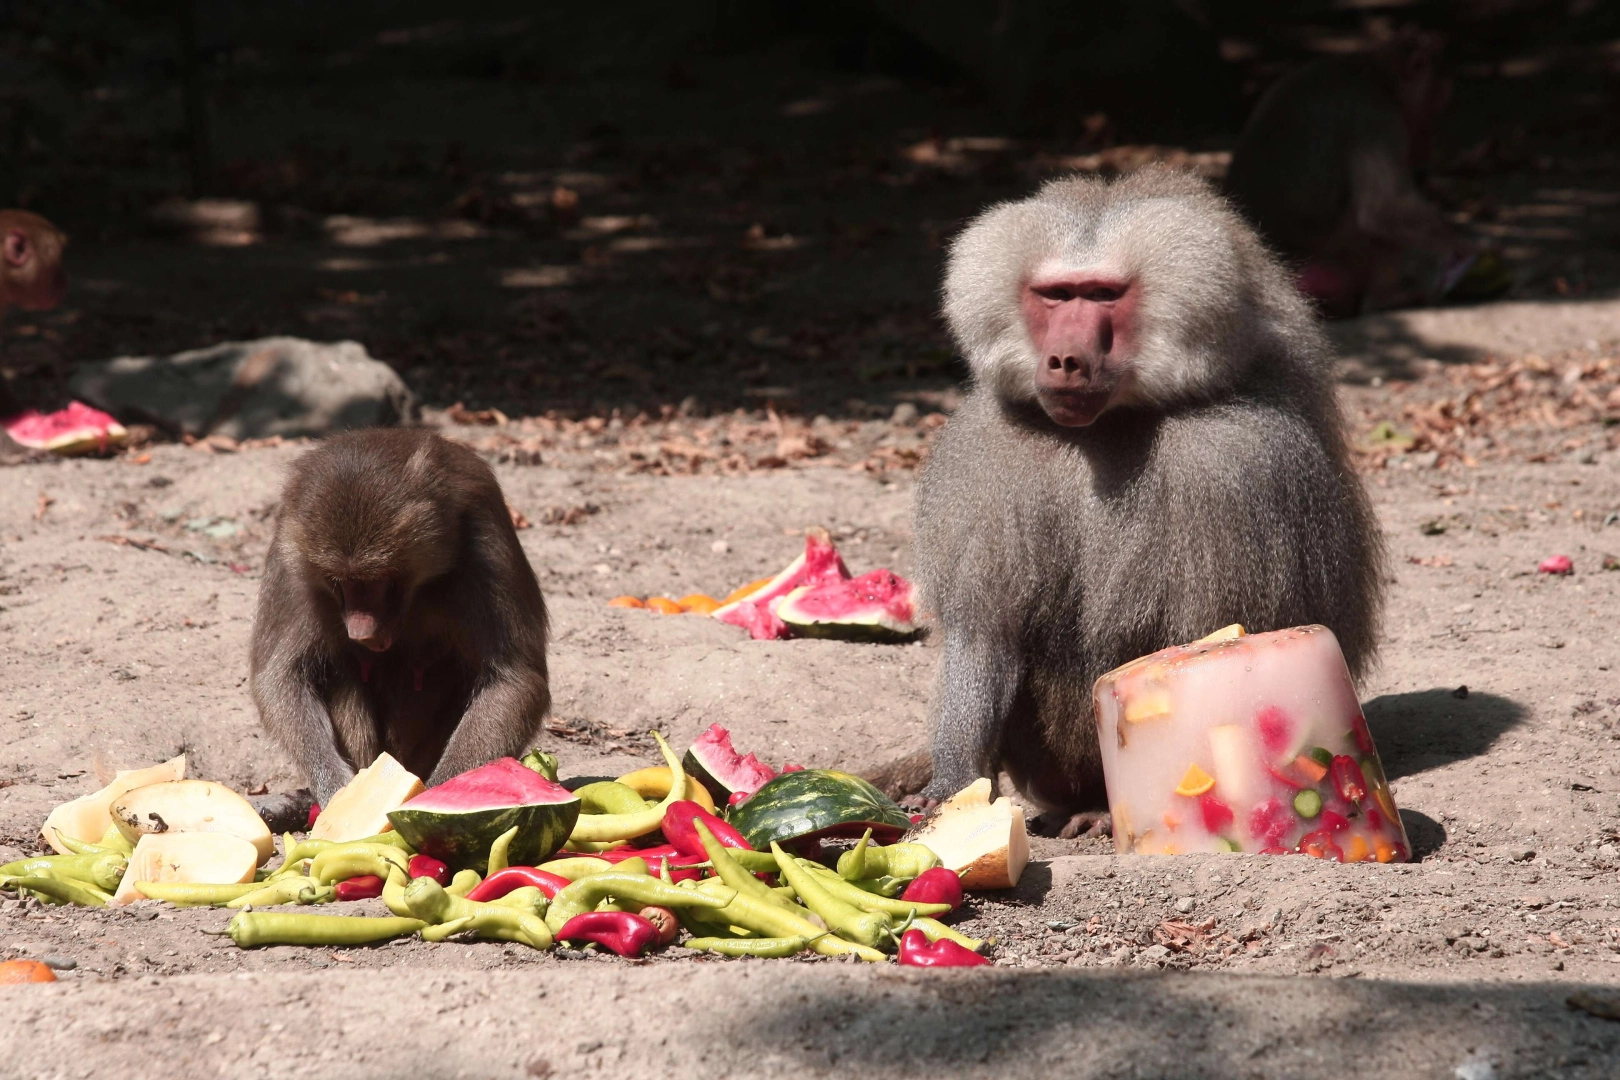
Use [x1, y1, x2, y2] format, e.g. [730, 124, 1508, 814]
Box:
[40, 754, 187, 855]
[905, 777, 1029, 890]
[111, 779, 275, 865]
[310, 752, 425, 842]
[112, 832, 258, 905]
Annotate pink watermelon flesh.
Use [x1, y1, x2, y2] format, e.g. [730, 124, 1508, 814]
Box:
[682, 723, 779, 799]
[400, 757, 575, 811]
[3, 401, 125, 453]
[713, 528, 850, 641]
[776, 568, 918, 640]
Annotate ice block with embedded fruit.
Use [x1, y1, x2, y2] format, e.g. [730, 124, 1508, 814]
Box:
[1094, 624, 1409, 862]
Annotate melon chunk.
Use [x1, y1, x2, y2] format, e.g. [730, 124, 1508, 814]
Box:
[905, 778, 1028, 890]
[112, 832, 258, 905]
[311, 753, 425, 842]
[40, 754, 187, 855]
[111, 780, 275, 865]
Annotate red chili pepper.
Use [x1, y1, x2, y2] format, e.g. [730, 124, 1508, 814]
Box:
[1349, 712, 1375, 755]
[306, 803, 321, 829]
[1298, 829, 1345, 862]
[1198, 793, 1234, 832]
[1331, 756, 1368, 804]
[407, 854, 451, 886]
[900, 867, 964, 910]
[662, 800, 754, 860]
[1247, 797, 1292, 848]
[465, 866, 572, 902]
[334, 874, 384, 901]
[1317, 809, 1351, 833]
[556, 911, 661, 958]
[897, 928, 989, 968]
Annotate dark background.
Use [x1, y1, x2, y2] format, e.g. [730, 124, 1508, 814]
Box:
[1, 0, 1615, 420]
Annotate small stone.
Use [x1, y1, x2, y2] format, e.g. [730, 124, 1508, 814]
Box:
[1175, 897, 1196, 914]
[1138, 944, 1171, 964]
[710, 540, 730, 554]
[592, 563, 612, 576]
[41, 955, 76, 971]
[890, 402, 919, 426]
[1550, 959, 1564, 971]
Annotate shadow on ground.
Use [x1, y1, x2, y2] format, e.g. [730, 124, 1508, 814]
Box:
[740, 970, 1619, 1078]
[1364, 687, 1526, 781]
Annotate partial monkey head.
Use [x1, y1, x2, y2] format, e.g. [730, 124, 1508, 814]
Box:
[0, 210, 67, 313]
[943, 165, 1320, 428]
[279, 431, 461, 653]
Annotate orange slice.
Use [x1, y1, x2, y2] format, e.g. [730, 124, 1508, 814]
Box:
[1174, 763, 1215, 798]
[645, 597, 684, 615]
[723, 577, 773, 604]
[677, 594, 721, 615]
[606, 596, 645, 609]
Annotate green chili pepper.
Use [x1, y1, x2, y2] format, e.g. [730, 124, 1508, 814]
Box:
[683, 935, 816, 957]
[569, 731, 686, 844]
[486, 826, 519, 877]
[223, 911, 425, 948]
[836, 832, 940, 882]
[802, 861, 951, 919]
[352, 831, 415, 852]
[403, 877, 554, 950]
[0, 852, 126, 892]
[544, 872, 729, 933]
[228, 876, 336, 908]
[909, 916, 987, 953]
[488, 885, 548, 917]
[309, 843, 409, 885]
[50, 834, 109, 856]
[2, 874, 112, 907]
[537, 857, 615, 881]
[722, 849, 782, 875]
[133, 881, 263, 906]
[96, 826, 135, 856]
[771, 843, 892, 949]
[573, 781, 651, 815]
[446, 869, 482, 897]
[381, 866, 413, 916]
[692, 821, 801, 914]
[691, 881, 885, 962]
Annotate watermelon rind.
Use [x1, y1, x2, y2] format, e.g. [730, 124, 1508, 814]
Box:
[386, 758, 580, 872]
[776, 570, 919, 643]
[682, 723, 777, 800]
[725, 768, 914, 849]
[711, 527, 850, 640]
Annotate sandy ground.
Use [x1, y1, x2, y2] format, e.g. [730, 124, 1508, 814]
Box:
[2, 298, 1620, 1078]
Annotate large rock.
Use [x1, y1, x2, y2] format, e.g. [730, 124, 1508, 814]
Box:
[70, 337, 416, 440]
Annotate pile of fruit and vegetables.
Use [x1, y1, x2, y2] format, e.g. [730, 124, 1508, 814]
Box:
[609, 528, 921, 643]
[6, 726, 1025, 968]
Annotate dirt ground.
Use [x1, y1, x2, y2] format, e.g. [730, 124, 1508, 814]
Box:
[4, 300, 1620, 1077]
[4, 7, 1620, 1076]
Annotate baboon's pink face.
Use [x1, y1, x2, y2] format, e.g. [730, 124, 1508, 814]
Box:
[1021, 272, 1139, 427]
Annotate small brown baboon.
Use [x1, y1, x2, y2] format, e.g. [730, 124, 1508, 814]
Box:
[250, 429, 550, 807]
[880, 167, 1384, 837]
[0, 209, 68, 422]
[1225, 31, 1475, 317]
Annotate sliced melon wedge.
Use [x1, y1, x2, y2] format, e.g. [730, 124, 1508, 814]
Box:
[906, 777, 1028, 890]
[111, 779, 274, 865]
[40, 754, 187, 855]
[311, 753, 425, 842]
[112, 832, 258, 905]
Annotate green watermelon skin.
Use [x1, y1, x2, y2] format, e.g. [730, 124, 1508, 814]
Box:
[387, 802, 578, 872]
[386, 758, 581, 872]
[725, 769, 914, 849]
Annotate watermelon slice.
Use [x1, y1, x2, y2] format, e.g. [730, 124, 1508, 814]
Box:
[3, 401, 127, 456]
[725, 768, 915, 850]
[682, 723, 779, 803]
[777, 568, 918, 642]
[386, 758, 580, 872]
[711, 528, 850, 640]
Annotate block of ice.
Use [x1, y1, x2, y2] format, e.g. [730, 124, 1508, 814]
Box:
[1094, 624, 1410, 861]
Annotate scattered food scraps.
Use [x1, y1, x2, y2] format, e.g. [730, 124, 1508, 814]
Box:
[1539, 554, 1574, 575]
